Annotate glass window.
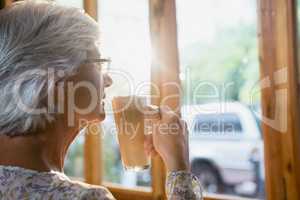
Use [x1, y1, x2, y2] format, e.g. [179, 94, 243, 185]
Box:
[177, 0, 265, 198]
[98, 0, 151, 189]
[64, 134, 84, 179]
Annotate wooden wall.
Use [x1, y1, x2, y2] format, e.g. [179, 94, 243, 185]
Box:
[258, 0, 300, 199]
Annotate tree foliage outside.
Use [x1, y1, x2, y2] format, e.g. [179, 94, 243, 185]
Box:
[64, 134, 84, 178]
[180, 23, 260, 106]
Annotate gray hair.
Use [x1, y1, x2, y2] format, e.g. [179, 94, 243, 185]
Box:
[0, 0, 100, 136]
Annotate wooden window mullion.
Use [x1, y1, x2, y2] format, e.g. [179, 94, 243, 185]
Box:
[83, 0, 102, 186]
[0, 0, 12, 9]
[149, 0, 181, 199]
[258, 0, 300, 199]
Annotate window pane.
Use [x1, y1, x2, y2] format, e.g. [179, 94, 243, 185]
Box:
[98, 0, 151, 189]
[177, 0, 265, 198]
[64, 134, 84, 179]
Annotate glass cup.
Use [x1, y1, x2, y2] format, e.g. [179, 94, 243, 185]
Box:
[112, 96, 157, 171]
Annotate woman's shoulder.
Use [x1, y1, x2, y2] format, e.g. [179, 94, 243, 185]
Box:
[0, 165, 115, 200]
[66, 179, 116, 200]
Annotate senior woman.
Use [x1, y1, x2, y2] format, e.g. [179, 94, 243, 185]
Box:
[0, 1, 203, 199]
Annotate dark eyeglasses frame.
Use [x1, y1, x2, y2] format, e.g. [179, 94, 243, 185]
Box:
[82, 58, 111, 71]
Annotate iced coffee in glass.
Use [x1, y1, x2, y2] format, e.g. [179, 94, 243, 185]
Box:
[112, 96, 151, 171]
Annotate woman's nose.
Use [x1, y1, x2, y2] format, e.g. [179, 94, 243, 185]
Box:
[103, 73, 113, 88]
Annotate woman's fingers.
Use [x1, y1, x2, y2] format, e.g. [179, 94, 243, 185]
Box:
[180, 119, 189, 137]
[144, 133, 159, 157]
[144, 140, 158, 157]
[159, 105, 180, 124]
[144, 134, 154, 156]
[159, 105, 172, 120]
[150, 148, 158, 157]
[144, 143, 151, 156]
[143, 105, 160, 119]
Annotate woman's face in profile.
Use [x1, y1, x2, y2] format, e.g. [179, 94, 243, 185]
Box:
[64, 59, 112, 125]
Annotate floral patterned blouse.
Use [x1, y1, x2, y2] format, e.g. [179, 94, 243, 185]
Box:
[0, 165, 203, 200]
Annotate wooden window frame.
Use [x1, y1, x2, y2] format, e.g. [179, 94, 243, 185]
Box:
[0, 0, 11, 8]
[80, 0, 300, 200]
[258, 0, 300, 199]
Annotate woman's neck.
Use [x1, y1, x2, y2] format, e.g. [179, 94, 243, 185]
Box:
[0, 120, 79, 172]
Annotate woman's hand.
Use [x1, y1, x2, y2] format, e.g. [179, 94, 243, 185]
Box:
[144, 105, 190, 172]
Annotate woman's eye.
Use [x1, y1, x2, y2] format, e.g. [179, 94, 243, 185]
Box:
[94, 63, 102, 71]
